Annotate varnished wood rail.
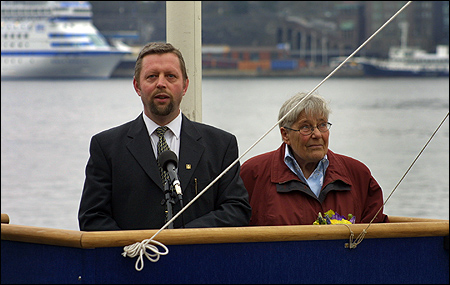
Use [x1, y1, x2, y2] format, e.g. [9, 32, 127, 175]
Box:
[1, 213, 448, 249]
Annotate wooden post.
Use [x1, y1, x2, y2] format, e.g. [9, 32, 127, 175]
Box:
[166, 1, 202, 122]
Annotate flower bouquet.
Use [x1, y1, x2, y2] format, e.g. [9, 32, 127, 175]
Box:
[313, 209, 355, 225]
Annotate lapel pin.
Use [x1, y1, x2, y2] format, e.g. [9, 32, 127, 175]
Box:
[186, 164, 191, 170]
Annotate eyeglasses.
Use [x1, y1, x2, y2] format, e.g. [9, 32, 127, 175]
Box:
[284, 122, 332, 136]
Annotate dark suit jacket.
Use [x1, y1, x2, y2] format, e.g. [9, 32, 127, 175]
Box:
[78, 113, 251, 230]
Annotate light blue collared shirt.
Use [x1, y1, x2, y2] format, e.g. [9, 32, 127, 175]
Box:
[284, 144, 329, 197]
[143, 111, 182, 159]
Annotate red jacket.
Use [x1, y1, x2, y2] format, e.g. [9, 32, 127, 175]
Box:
[240, 143, 389, 225]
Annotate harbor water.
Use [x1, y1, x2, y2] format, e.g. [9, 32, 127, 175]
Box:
[1, 77, 449, 230]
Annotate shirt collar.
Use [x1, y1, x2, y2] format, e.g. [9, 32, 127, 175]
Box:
[283, 144, 329, 178]
[143, 111, 182, 139]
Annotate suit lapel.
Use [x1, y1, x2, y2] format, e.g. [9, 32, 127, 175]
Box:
[126, 114, 163, 190]
[179, 115, 204, 188]
[125, 114, 205, 191]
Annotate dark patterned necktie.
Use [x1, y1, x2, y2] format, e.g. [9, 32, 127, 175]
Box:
[156, 126, 170, 186]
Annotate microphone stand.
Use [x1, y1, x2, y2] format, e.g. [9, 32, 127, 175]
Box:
[163, 179, 175, 229]
[177, 192, 185, 228]
[158, 150, 185, 228]
[163, 178, 185, 229]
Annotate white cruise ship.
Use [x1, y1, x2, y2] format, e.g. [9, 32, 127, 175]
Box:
[1, 1, 131, 79]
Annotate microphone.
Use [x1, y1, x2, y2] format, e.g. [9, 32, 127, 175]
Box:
[157, 150, 182, 196]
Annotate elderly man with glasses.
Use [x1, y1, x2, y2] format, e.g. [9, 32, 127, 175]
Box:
[240, 92, 389, 226]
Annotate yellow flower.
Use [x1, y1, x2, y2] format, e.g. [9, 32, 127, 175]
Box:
[329, 219, 353, 224]
[313, 209, 356, 225]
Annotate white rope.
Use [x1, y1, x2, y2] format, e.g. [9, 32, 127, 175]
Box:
[122, 1, 415, 270]
[122, 239, 169, 271]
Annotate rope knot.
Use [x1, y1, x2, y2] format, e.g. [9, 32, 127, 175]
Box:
[344, 225, 368, 249]
[122, 239, 169, 271]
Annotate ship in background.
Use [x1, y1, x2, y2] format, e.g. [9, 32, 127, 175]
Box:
[359, 45, 449, 77]
[1, 1, 131, 79]
[358, 22, 449, 77]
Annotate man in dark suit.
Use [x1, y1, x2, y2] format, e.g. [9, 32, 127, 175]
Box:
[78, 42, 251, 231]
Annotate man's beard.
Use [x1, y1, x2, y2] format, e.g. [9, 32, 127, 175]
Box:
[150, 100, 174, 116]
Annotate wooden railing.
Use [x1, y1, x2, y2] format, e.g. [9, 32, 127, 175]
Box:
[2, 213, 448, 249]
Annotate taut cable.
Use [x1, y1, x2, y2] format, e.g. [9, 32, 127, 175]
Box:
[344, 112, 449, 249]
[122, 1, 415, 270]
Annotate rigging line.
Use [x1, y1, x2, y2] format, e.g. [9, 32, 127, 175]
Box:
[354, 111, 449, 237]
[123, 1, 414, 268]
[150, 0, 414, 239]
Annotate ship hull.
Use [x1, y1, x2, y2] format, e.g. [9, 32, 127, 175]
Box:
[361, 62, 449, 77]
[1, 216, 449, 284]
[1, 51, 125, 79]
